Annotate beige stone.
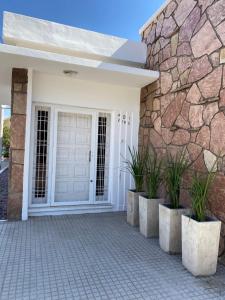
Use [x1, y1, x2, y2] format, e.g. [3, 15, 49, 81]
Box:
[220, 48, 225, 64]
[203, 150, 217, 172]
[11, 149, 24, 165]
[171, 33, 178, 56]
[13, 83, 23, 92]
[10, 164, 24, 193]
[161, 72, 173, 94]
[10, 115, 26, 150]
[7, 193, 23, 220]
[13, 92, 27, 115]
[153, 99, 160, 111]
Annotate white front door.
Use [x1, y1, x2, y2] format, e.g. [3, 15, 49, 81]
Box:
[53, 111, 94, 205]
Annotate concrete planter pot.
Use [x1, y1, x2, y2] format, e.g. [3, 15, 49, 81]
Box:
[127, 190, 144, 226]
[182, 215, 221, 276]
[159, 204, 190, 254]
[139, 195, 164, 238]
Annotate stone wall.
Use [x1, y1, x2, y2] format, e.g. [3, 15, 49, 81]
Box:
[8, 68, 28, 220]
[140, 0, 225, 260]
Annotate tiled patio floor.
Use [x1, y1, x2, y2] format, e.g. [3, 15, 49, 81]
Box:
[0, 213, 225, 300]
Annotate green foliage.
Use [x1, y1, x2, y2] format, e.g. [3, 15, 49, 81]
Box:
[146, 152, 162, 199]
[2, 118, 10, 157]
[125, 147, 147, 192]
[190, 166, 216, 222]
[165, 150, 188, 209]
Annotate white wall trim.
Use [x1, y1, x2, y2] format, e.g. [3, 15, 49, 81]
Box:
[22, 68, 33, 221]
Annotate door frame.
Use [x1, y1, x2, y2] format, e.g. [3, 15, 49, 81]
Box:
[50, 107, 97, 206]
[29, 102, 113, 209]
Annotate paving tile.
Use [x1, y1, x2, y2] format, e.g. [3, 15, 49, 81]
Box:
[0, 213, 225, 299]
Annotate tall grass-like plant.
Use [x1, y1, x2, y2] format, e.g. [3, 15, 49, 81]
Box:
[146, 152, 162, 199]
[165, 150, 188, 209]
[125, 147, 147, 192]
[190, 165, 217, 222]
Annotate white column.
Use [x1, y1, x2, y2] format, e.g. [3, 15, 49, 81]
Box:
[22, 69, 33, 221]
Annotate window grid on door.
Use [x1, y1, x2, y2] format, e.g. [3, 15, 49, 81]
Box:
[95, 112, 111, 202]
[32, 106, 50, 205]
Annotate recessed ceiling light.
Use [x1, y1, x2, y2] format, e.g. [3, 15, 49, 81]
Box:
[63, 70, 78, 76]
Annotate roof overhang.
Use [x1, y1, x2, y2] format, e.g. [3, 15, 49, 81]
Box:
[0, 44, 159, 106]
[3, 12, 147, 67]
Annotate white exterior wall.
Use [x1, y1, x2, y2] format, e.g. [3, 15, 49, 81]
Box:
[30, 71, 140, 213]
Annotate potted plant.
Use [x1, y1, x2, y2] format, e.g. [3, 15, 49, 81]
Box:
[139, 151, 164, 238]
[125, 146, 146, 226]
[182, 166, 221, 276]
[159, 150, 190, 254]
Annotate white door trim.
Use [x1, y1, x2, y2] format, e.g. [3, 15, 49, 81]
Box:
[29, 102, 114, 211]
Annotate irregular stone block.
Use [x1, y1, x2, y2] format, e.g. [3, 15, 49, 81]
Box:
[191, 21, 222, 58]
[188, 55, 212, 83]
[207, 0, 225, 27]
[198, 66, 222, 99]
[174, 0, 197, 27]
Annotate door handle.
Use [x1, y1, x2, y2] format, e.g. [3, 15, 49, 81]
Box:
[89, 150, 91, 162]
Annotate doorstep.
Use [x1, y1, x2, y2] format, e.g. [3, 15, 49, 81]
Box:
[28, 203, 115, 217]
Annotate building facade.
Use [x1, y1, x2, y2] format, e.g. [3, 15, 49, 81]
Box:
[139, 0, 225, 260]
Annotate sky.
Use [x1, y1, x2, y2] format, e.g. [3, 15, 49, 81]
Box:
[3, 108, 10, 119]
[0, 0, 165, 120]
[0, 0, 164, 41]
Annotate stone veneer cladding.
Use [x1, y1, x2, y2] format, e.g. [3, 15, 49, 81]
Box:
[140, 0, 225, 261]
[7, 68, 28, 220]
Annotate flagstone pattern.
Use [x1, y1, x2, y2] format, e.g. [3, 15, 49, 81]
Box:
[140, 0, 225, 262]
